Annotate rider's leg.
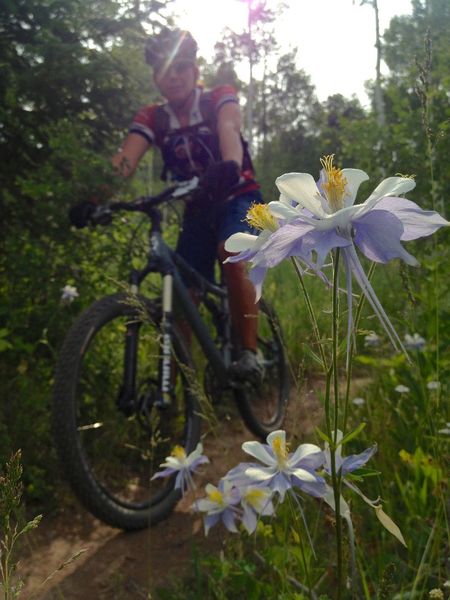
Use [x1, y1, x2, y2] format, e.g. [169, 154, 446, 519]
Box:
[217, 241, 258, 351]
[216, 190, 265, 383]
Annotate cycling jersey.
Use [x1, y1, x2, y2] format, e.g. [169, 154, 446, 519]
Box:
[129, 85, 258, 194]
[128, 85, 262, 283]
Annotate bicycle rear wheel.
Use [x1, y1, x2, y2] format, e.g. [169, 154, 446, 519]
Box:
[234, 298, 290, 440]
[53, 292, 201, 530]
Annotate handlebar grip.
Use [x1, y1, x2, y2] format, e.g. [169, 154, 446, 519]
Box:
[90, 206, 113, 226]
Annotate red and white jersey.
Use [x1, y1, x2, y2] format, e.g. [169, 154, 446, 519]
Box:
[129, 85, 257, 187]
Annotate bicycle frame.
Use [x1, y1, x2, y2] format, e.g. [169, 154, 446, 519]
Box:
[119, 203, 232, 413]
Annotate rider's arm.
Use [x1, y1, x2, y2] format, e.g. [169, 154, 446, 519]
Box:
[112, 133, 151, 179]
[216, 101, 244, 168]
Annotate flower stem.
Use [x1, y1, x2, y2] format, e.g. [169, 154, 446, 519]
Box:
[342, 261, 376, 433]
[291, 257, 328, 370]
[332, 249, 340, 436]
[331, 248, 343, 598]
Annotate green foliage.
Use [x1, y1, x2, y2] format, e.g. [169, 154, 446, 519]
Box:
[0, 0, 448, 597]
[0, 451, 42, 599]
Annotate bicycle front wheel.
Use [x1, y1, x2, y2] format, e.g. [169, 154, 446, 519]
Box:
[53, 292, 201, 530]
[234, 298, 290, 440]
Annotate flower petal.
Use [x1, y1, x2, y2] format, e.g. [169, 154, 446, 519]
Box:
[276, 173, 326, 218]
[222, 509, 239, 533]
[292, 473, 328, 498]
[301, 228, 351, 266]
[342, 169, 370, 207]
[340, 444, 377, 474]
[291, 467, 319, 482]
[245, 467, 275, 481]
[373, 197, 449, 241]
[268, 201, 300, 220]
[242, 441, 276, 466]
[225, 232, 258, 253]
[344, 246, 406, 353]
[289, 443, 323, 467]
[353, 209, 418, 265]
[241, 504, 258, 534]
[150, 467, 174, 480]
[204, 512, 221, 535]
[365, 176, 416, 204]
[269, 472, 292, 500]
[253, 219, 315, 268]
[248, 265, 267, 302]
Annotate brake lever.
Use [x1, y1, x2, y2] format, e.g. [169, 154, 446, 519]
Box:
[172, 176, 200, 198]
[90, 205, 113, 226]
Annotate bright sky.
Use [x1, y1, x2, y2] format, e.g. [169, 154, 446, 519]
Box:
[172, 0, 413, 106]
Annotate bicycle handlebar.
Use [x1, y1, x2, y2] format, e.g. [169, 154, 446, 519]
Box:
[89, 177, 200, 226]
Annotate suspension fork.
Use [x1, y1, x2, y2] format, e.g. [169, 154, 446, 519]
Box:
[117, 273, 142, 415]
[155, 273, 174, 408]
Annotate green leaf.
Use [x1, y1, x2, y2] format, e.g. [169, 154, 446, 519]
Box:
[302, 344, 324, 366]
[315, 427, 333, 446]
[375, 506, 407, 547]
[339, 422, 367, 447]
[350, 467, 381, 478]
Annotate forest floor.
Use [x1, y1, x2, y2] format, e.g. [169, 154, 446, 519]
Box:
[15, 376, 367, 600]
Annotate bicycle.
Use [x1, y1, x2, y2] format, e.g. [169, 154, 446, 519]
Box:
[53, 179, 290, 530]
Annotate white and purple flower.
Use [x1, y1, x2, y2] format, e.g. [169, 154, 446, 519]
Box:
[193, 479, 241, 535]
[323, 430, 377, 481]
[240, 486, 275, 534]
[395, 384, 410, 394]
[241, 430, 327, 501]
[364, 332, 381, 347]
[151, 442, 209, 493]
[60, 284, 79, 304]
[404, 333, 426, 351]
[225, 156, 448, 360]
[322, 430, 406, 546]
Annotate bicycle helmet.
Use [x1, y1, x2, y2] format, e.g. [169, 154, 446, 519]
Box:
[145, 28, 198, 70]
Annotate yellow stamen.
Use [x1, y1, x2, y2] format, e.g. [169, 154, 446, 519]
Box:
[320, 154, 347, 212]
[272, 436, 287, 465]
[395, 173, 416, 180]
[208, 489, 223, 505]
[245, 202, 278, 232]
[171, 445, 186, 460]
[244, 488, 266, 509]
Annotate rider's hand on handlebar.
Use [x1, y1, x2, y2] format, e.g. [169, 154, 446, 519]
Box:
[201, 160, 241, 201]
[69, 201, 98, 229]
[69, 201, 112, 228]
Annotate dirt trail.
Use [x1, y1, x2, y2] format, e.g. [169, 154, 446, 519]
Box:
[17, 384, 326, 599]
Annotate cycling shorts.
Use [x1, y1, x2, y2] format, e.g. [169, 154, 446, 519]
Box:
[176, 190, 264, 284]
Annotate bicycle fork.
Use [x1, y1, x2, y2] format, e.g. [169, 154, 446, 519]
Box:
[155, 274, 174, 408]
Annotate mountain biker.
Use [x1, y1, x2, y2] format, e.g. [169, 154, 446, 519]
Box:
[72, 28, 263, 384]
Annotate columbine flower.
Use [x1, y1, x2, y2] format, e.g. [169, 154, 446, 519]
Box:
[427, 380, 440, 390]
[395, 384, 410, 394]
[224, 202, 280, 300]
[60, 284, 79, 304]
[227, 156, 448, 359]
[364, 332, 380, 347]
[438, 423, 450, 436]
[404, 333, 426, 351]
[323, 431, 406, 546]
[323, 431, 377, 479]
[193, 479, 240, 535]
[241, 430, 327, 501]
[240, 486, 274, 534]
[352, 397, 365, 406]
[151, 442, 209, 493]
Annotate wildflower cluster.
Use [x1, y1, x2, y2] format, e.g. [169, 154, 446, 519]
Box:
[225, 156, 448, 357]
[191, 430, 405, 545]
[151, 442, 209, 493]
